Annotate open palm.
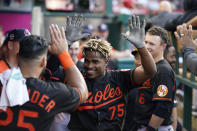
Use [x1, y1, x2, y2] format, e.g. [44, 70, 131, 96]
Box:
[122, 15, 146, 49]
[65, 15, 90, 45]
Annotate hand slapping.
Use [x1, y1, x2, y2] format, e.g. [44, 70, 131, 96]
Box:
[65, 15, 90, 45]
[49, 24, 68, 55]
[174, 24, 197, 49]
[122, 15, 146, 49]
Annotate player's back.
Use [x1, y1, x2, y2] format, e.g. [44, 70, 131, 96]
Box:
[0, 77, 80, 131]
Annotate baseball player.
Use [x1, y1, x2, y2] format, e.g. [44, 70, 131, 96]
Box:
[50, 26, 86, 131]
[0, 28, 31, 73]
[0, 29, 31, 100]
[68, 15, 157, 131]
[132, 26, 176, 131]
[0, 25, 88, 131]
[44, 15, 89, 82]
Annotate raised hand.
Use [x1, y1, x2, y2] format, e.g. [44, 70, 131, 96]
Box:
[65, 15, 90, 45]
[122, 15, 146, 49]
[174, 24, 196, 49]
[48, 24, 68, 55]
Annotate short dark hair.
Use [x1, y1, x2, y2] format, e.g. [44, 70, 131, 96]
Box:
[164, 44, 174, 58]
[19, 35, 49, 59]
[147, 26, 169, 45]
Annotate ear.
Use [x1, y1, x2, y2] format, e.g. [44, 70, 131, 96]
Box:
[104, 59, 109, 66]
[162, 43, 167, 50]
[40, 56, 47, 68]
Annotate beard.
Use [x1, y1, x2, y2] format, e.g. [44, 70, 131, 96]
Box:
[169, 62, 176, 69]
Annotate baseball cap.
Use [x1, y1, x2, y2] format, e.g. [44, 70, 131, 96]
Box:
[130, 41, 138, 56]
[82, 25, 94, 35]
[131, 47, 138, 56]
[98, 24, 108, 32]
[3, 28, 31, 45]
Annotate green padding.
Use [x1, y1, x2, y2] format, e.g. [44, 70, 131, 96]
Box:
[116, 57, 135, 70]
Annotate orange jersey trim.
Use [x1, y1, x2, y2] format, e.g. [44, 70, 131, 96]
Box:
[77, 52, 83, 60]
[152, 98, 172, 101]
[0, 60, 9, 73]
[138, 86, 151, 89]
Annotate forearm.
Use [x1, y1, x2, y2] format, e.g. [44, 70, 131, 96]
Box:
[138, 47, 156, 77]
[172, 107, 177, 131]
[149, 101, 173, 129]
[58, 51, 88, 102]
[148, 114, 164, 129]
[186, 16, 197, 27]
[65, 66, 88, 102]
[182, 46, 197, 75]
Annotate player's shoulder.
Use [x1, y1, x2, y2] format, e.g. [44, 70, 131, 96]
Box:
[26, 77, 66, 92]
[107, 69, 133, 80]
[156, 60, 174, 72]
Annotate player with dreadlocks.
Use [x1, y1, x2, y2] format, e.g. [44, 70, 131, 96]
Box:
[68, 15, 157, 131]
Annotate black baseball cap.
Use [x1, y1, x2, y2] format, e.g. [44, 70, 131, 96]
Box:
[130, 43, 138, 56]
[81, 25, 93, 40]
[131, 48, 138, 56]
[98, 24, 108, 32]
[3, 28, 31, 45]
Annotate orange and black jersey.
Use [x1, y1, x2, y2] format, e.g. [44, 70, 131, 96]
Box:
[69, 70, 135, 131]
[0, 59, 10, 74]
[134, 59, 176, 126]
[0, 78, 80, 131]
[0, 59, 10, 97]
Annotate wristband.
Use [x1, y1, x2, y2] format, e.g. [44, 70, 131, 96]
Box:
[146, 125, 156, 131]
[58, 51, 75, 70]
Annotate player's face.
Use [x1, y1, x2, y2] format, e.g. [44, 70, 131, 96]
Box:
[83, 50, 108, 80]
[145, 33, 164, 59]
[165, 46, 176, 69]
[97, 31, 109, 40]
[68, 42, 80, 62]
[8, 41, 20, 54]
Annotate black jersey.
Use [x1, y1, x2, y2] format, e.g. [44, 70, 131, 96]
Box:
[0, 78, 80, 131]
[134, 59, 176, 126]
[76, 60, 84, 71]
[123, 88, 138, 131]
[69, 70, 135, 131]
[43, 60, 84, 83]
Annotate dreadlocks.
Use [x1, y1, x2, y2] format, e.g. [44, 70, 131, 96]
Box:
[83, 39, 112, 59]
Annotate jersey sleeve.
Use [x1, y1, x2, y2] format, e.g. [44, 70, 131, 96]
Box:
[182, 47, 197, 75]
[112, 69, 136, 92]
[49, 82, 80, 113]
[152, 66, 175, 101]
